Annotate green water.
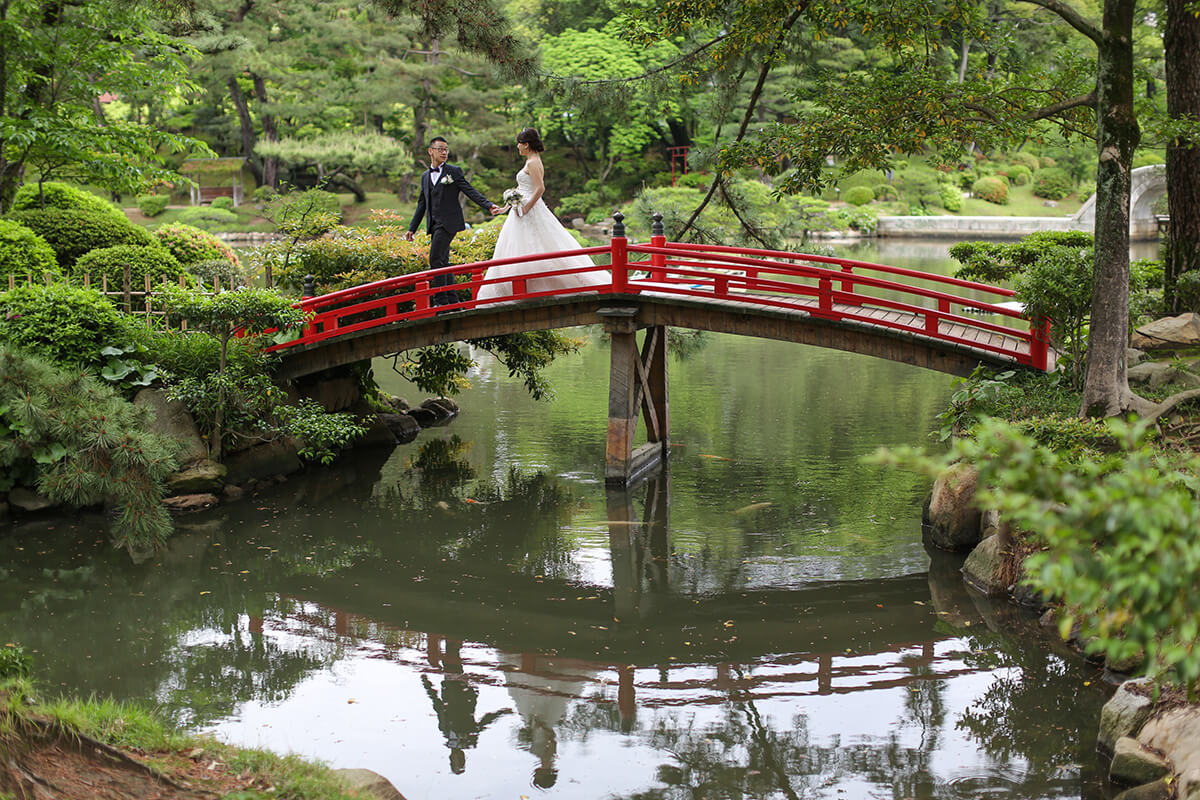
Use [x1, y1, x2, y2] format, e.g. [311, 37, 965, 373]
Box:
[0, 240, 1115, 799]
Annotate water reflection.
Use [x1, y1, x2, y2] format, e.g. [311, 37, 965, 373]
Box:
[0, 439, 1113, 798]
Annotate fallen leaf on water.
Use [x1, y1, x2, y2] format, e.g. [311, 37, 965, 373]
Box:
[199, 591, 211, 595]
[733, 502, 772, 515]
[913, 600, 926, 605]
[700, 454, 733, 461]
[464, 498, 480, 504]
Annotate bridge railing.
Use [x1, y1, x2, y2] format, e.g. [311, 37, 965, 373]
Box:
[264, 212, 1050, 370]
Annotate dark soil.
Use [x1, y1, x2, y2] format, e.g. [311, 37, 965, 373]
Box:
[0, 718, 259, 799]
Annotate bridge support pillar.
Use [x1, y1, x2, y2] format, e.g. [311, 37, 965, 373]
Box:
[600, 308, 668, 485]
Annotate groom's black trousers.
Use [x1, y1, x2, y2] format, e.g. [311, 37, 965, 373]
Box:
[428, 224, 458, 307]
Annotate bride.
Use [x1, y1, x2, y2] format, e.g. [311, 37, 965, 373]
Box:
[476, 128, 611, 302]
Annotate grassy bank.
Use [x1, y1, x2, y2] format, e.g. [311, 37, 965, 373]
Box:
[0, 670, 371, 800]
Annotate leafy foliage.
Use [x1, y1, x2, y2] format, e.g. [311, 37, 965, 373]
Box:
[0, 346, 179, 549]
[157, 284, 310, 459]
[0, 218, 59, 282]
[274, 399, 368, 464]
[152, 223, 241, 271]
[842, 186, 874, 206]
[0, 283, 135, 368]
[136, 194, 169, 217]
[1174, 270, 1200, 313]
[1032, 167, 1074, 201]
[0, 1, 203, 211]
[4, 208, 155, 267]
[175, 206, 239, 230]
[11, 182, 126, 223]
[73, 245, 187, 302]
[881, 419, 1200, 696]
[972, 176, 1009, 205]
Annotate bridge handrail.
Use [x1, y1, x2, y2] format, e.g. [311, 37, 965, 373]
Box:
[628, 245, 1024, 317]
[262, 222, 1051, 371]
[644, 241, 1019, 298]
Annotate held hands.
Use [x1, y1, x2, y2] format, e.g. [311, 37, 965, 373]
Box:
[404, 230, 414, 241]
[489, 204, 503, 215]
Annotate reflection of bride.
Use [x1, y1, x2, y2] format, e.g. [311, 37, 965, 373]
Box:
[476, 128, 610, 302]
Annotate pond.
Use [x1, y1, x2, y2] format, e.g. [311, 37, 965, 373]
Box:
[0, 239, 1116, 799]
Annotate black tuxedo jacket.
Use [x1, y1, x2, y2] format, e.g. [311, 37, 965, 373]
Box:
[408, 163, 493, 235]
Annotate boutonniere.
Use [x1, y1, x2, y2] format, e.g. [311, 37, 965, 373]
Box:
[439, 173, 454, 185]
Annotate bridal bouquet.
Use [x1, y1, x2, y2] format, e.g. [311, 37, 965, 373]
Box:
[503, 188, 525, 215]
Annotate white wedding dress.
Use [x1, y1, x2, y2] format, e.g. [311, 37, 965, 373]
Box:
[476, 168, 610, 302]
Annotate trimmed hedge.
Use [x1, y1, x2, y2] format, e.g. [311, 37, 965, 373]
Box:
[12, 181, 126, 223]
[5, 208, 155, 267]
[842, 186, 875, 206]
[1007, 152, 1041, 172]
[0, 282, 133, 367]
[74, 245, 186, 293]
[0, 219, 60, 283]
[1005, 164, 1032, 186]
[972, 176, 1009, 205]
[137, 194, 169, 217]
[1033, 167, 1074, 201]
[153, 222, 241, 268]
[176, 206, 239, 229]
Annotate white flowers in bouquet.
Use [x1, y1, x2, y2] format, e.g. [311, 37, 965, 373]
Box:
[503, 188, 525, 215]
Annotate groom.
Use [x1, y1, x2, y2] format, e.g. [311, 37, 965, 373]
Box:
[405, 137, 501, 308]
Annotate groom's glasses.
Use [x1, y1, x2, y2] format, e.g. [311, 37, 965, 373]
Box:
[430, 146, 448, 152]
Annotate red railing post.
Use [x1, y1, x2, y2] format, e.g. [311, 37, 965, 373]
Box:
[471, 267, 483, 301]
[818, 276, 833, 314]
[649, 211, 666, 282]
[840, 263, 855, 294]
[1030, 316, 1051, 370]
[415, 280, 431, 314]
[926, 298, 949, 334]
[611, 212, 628, 293]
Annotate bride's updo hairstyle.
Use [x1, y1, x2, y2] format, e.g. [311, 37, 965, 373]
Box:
[517, 127, 545, 153]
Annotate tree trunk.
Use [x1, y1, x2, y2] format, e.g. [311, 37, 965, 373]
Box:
[252, 73, 278, 189]
[227, 76, 263, 186]
[1080, 0, 1147, 417]
[1164, 0, 1200, 313]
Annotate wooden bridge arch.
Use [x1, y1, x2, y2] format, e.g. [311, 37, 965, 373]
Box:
[266, 214, 1053, 484]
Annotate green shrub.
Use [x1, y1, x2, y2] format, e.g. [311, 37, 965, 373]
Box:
[12, 182, 125, 223]
[137, 194, 169, 217]
[1033, 167, 1073, 200]
[265, 189, 342, 227]
[210, 196, 235, 211]
[0, 643, 32, 680]
[176, 206, 239, 230]
[1079, 181, 1097, 203]
[555, 191, 602, 219]
[74, 245, 186, 298]
[4, 208, 155, 267]
[1008, 151, 1042, 171]
[1130, 257, 1164, 292]
[842, 186, 875, 206]
[939, 184, 963, 211]
[0, 346, 178, 549]
[0, 282, 135, 367]
[0, 218, 60, 283]
[873, 183, 899, 201]
[152, 223, 241, 269]
[252, 185, 278, 205]
[674, 171, 710, 189]
[972, 175, 1009, 205]
[1176, 270, 1200, 314]
[1040, 156, 1057, 168]
[1005, 164, 1032, 186]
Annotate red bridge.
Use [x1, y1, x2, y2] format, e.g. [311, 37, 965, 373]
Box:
[267, 213, 1052, 484]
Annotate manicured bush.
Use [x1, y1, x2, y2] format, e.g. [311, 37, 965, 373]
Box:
[251, 185, 277, 205]
[0, 282, 134, 367]
[1005, 164, 1032, 186]
[0, 219, 60, 283]
[137, 194, 169, 217]
[210, 196, 235, 211]
[972, 175, 1009, 205]
[939, 184, 963, 212]
[1008, 151, 1041, 172]
[842, 186, 875, 206]
[873, 183, 899, 201]
[12, 181, 126, 223]
[274, 226, 432, 293]
[176, 206, 239, 230]
[1039, 156, 1057, 168]
[74, 245, 186, 299]
[152, 222, 241, 269]
[1033, 167, 1074, 201]
[4, 208, 155, 267]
